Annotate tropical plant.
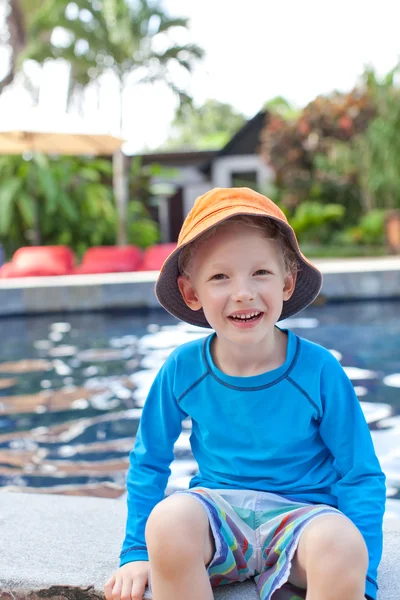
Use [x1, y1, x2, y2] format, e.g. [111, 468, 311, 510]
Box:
[127, 200, 159, 248]
[332, 209, 386, 246]
[320, 65, 400, 213]
[0, 154, 117, 256]
[260, 87, 375, 212]
[289, 201, 345, 244]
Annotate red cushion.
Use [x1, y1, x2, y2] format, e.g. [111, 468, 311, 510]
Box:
[0, 263, 13, 278]
[2, 246, 75, 277]
[75, 246, 143, 274]
[137, 243, 177, 271]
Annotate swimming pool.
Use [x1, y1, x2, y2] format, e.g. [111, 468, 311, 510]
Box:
[0, 300, 399, 518]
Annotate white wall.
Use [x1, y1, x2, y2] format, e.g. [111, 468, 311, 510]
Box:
[183, 182, 211, 216]
[211, 155, 273, 189]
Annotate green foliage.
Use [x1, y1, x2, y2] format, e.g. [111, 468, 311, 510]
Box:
[162, 99, 246, 150]
[126, 157, 179, 248]
[263, 96, 300, 121]
[300, 244, 387, 258]
[127, 201, 159, 248]
[261, 87, 375, 201]
[0, 153, 167, 257]
[260, 62, 400, 252]
[260, 82, 376, 230]
[333, 209, 386, 246]
[290, 201, 345, 244]
[128, 156, 177, 204]
[309, 64, 400, 214]
[355, 65, 400, 210]
[0, 154, 116, 257]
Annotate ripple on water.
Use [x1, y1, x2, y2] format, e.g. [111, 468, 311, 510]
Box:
[0, 386, 108, 415]
[383, 373, 400, 388]
[360, 402, 392, 424]
[343, 366, 378, 380]
[109, 335, 138, 348]
[129, 370, 158, 407]
[354, 386, 368, 397]
[280, 317, 320, 329]
[138, 328, 205, 351]
[0, 359, 53, 374]
[0, 301, 399, 507]
[52, 361, 72, 377]
[77, 348, 129, 362]
[49, 332, 64, 343]
[48, 345, 77, 358]
[33, 340, 53, 351]
[0, 378, 17, 390]
[50, 323, 72, 334]
[328, 349, 343, 361]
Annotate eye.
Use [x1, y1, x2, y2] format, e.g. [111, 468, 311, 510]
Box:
[210, 273, 227, 281]
[254, 269, 269, 276]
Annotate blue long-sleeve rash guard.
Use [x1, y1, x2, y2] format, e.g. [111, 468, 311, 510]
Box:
[120, 329, 386, 600]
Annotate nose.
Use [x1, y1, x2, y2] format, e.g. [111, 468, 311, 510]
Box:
[231, 279, 255, 302]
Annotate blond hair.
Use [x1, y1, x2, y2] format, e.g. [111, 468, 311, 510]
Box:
[178, 215, 299, 278]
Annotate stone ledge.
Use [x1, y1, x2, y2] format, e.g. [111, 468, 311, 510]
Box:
[0, 258, 399, 317]
[0, 492, 399, 599]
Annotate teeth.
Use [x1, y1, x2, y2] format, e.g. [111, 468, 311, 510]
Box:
[231, 311, 260, 320]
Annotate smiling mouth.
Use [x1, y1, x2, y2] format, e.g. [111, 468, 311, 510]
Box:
[229, 311, 262, 322]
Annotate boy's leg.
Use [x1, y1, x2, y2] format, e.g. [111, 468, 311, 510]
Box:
[145, 494, 215, 600]
[288, 514, 368, 600]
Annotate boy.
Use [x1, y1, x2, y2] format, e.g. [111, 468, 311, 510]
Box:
[105, 187, 386, 600]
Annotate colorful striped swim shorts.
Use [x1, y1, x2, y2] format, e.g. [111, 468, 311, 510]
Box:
[176, 487, 341, 600]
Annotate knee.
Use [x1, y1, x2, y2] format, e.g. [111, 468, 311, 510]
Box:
[145, 495, 209, 571]
[305, 516, 368, 576]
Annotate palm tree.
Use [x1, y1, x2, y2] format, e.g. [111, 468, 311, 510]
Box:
[22, 0, 203, 130]
[20, 0, 204, 243]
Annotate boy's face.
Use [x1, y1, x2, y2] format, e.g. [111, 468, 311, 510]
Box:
[178, 222, 296, 346]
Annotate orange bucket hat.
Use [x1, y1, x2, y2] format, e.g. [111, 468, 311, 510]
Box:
[155, 187, 322, 327]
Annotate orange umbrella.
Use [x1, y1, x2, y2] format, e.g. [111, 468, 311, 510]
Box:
[0, 108, 124, 155]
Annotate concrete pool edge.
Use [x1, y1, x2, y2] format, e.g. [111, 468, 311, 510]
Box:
[0, 257, 399, 317]
[0, 493, 399, 600]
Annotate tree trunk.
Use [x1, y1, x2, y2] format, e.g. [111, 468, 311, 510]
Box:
[113, 150, 128, 246]
[113, 77, 128, 245]
[0, 0, 26, 94]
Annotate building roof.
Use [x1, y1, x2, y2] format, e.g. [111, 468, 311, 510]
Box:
[132, 110, 268, 172]
[138, 150, 217, 167]
[200, 110, 267, 174]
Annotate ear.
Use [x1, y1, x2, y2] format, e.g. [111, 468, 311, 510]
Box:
[282, 271, 297, 301]
[177, 275, 202, 311]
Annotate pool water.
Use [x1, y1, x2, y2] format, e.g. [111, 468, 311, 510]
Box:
[0, 300, 399, 519]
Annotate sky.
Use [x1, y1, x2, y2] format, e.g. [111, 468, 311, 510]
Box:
[0, 0, 400, 153]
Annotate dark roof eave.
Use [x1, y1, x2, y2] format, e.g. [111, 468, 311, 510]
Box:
[132, 149, 218, 166]
[199, 110, 268, 174]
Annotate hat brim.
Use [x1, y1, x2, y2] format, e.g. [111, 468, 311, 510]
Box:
[155, 213, 322, 328]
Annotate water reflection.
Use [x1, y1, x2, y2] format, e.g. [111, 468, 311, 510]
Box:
[0, 301, 399, 520]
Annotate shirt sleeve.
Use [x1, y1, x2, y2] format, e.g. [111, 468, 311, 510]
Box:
[120, 357, 188, 565]
[318, 353, 386, 600]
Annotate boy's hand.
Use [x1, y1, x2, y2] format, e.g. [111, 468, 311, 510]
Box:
[104, 561, 149, 600]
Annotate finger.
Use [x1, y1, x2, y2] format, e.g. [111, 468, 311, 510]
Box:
[104, 575, 116, 600]
[120, 575, 134, 600]
[131, 576, 148, 600]
[111, 576, 123, 600]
